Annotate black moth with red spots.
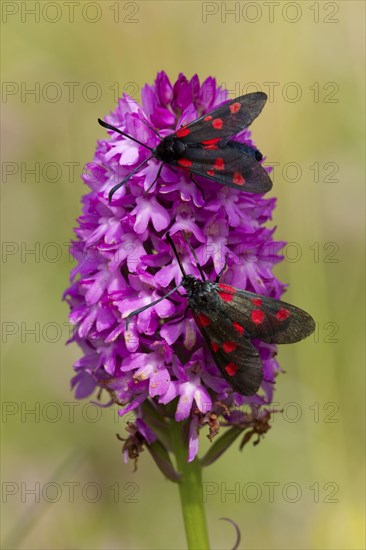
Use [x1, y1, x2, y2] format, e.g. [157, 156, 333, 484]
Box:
[187, 278, 315, 395]
[99, 92, 272, 201]
[126, 235, 315, 396]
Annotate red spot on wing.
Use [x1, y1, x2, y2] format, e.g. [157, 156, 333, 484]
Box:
[207, 170, 215, 176]
[212, 118, 223, 129]
[230, 102, 241, 114]
[210, 341, 219, 352]
[213, 157, 225, 170]
[252, 298, 262, 306]
[176, 127, 190, 138]
[218, 283, 235, 293]
[219, 291, 233, 302]
[195, 312, 211, 327]
[204, 115, 212, 122]
[178, 158, 193, 168]
[225, 362, 238, 376]
[202, 137, 221, 149]
[218, 283, 235, 302]
[276, 308, 291, 321]
[202, 138, 221, 145]
[233, 172, 245, 185]
[233, 322, 244, 335]
[252, 309, 265, 324]
[223, 341, 237, 353]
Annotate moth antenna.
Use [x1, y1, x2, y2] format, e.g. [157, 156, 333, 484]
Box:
[125, 284, 182, 328]
[215, 253, 229, 282]
[182, 232, 206, 281]
[98, 118, 154, 152]
[166, 233, 186, 277]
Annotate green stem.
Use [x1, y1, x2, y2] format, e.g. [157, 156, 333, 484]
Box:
[170, 421, 210, 550]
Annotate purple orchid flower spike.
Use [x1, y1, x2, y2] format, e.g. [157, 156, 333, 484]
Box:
[65, 72, 287, 473]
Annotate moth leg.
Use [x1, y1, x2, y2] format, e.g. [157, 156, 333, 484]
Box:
[140, 118, 162, 138]
[109, 156, 153, 201]
[168, 306, 189, 325]
[215, 253, 229, 282]
[190, 175, 206, 201]
[144, 162, 164, 195]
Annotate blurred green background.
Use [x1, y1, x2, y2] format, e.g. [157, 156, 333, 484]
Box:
[2, 1, 365, 548]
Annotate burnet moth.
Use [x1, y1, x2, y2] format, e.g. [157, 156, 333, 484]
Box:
[98, 92, 272, 201]
[125, 234, 315, 396]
